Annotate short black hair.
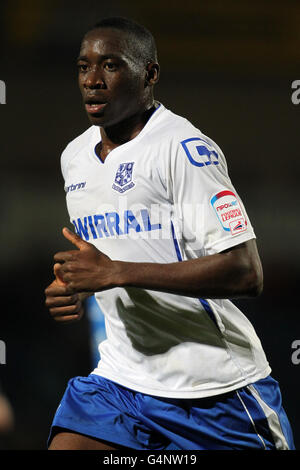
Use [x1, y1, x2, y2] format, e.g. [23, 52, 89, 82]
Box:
[88, 16, 158, 64]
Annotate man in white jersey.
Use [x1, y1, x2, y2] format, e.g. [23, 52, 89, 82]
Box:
[45, 17, 295, 450]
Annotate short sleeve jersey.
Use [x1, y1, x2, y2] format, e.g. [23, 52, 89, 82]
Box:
[61, 103, 271, 399]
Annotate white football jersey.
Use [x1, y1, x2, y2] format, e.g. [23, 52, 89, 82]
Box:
[61, 103, 271, 398]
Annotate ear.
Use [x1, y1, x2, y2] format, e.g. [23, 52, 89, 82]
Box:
[145, 62, 160, 86]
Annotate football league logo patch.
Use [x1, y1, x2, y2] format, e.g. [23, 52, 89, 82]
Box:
[211, 190, 247, 236]
[112, 162, 135, 194]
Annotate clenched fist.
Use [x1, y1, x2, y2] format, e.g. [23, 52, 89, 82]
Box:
[44, 278, 86, 323]
[53, 227, 120, 293]
[44, 227, 122, 323]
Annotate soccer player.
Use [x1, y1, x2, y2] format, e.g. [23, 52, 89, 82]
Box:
[45, 17, 295, 450]
[0, 389, 14, 437]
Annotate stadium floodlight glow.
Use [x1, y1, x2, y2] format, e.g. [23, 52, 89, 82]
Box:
[0, 340, 6, 365]
[0, 80, 6, 104]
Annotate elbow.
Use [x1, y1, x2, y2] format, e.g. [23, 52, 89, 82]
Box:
[247, 270, 263, 297]
[225, 240, 264, 299]
[242, 265, 264, 298]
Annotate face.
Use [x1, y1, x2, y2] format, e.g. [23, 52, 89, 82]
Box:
[77, 28, 151, 127]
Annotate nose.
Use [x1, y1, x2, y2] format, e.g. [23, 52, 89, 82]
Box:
[84, 66, 106, 89]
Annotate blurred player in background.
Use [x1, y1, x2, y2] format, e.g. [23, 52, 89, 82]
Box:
[44, 17, 295, 450]
[0, 385, 14, 448]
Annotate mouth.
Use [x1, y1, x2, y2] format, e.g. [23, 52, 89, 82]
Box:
[84, 99, 107, 114]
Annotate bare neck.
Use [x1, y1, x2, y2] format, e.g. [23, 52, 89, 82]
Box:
[96, 103, 159, 162]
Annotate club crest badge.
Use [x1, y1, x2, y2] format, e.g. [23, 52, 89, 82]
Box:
[112, 162, 135, 194]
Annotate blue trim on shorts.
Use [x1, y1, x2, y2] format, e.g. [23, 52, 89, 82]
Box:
[48, 374, 295, 450]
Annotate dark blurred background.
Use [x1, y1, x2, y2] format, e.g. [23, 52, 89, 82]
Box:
[0, 0, 299, 450]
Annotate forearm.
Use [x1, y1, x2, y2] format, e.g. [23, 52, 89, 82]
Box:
[55, 229, 262, 300]
[113, 243, 262, 299]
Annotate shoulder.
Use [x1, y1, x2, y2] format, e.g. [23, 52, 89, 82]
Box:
[151, 105, 226, 167]
[61, 126, 98, 178]
[150, 105, 199, 142]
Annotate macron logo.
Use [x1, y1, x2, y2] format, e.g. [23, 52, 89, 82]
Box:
[65, 181, 86, 193]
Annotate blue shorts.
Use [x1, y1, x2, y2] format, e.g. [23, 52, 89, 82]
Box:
[48, 374, 295, 450]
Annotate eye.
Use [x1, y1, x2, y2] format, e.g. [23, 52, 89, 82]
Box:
[77, 63, 89, 72]
[104, 62, 118, 71]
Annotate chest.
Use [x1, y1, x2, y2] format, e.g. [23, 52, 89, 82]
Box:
[64, 143, 171, 242]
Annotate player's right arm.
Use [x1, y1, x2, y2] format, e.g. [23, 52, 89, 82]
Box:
[46, 135, 95, 323]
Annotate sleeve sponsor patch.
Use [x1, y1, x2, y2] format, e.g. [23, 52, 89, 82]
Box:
[211, 190, 247, 235]
[180, 137, 219, 167]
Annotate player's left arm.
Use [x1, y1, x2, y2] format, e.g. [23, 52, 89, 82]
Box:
[54, 227, 262, 299]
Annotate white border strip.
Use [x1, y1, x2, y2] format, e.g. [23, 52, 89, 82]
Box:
[247, 384, 290, 450]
